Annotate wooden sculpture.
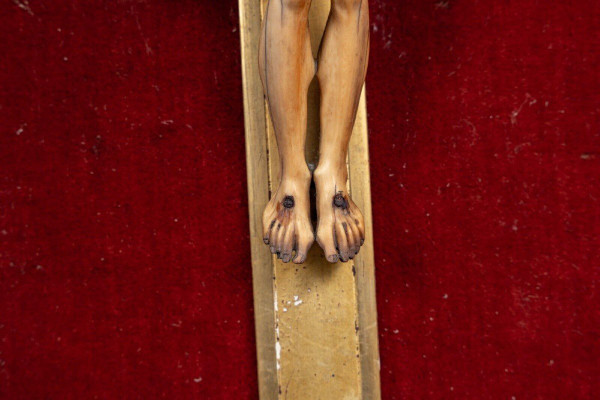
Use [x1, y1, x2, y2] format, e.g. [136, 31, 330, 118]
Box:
[259, 0, 370, 264]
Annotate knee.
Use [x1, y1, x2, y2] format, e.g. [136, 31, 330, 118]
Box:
[281, 0, 311, 12]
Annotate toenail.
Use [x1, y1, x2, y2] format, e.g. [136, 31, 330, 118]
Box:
[327, 254, 339, 263]
[333, 192, 348, 209]
[282, 195, 295, 209]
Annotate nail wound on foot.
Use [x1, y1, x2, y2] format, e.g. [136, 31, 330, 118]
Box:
[333, 192, 348, 209]
[282, 195, 295, 209]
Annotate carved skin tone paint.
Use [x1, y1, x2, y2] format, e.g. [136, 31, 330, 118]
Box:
[260, 0, 369, 263]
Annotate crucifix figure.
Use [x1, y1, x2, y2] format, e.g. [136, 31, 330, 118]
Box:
[259, 0, 369, 264]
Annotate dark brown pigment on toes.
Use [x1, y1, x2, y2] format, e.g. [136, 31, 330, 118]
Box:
[282, 195, 295, 209]
[333, 192, 348, 209]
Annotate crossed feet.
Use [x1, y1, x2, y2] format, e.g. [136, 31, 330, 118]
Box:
[262, 165, 365, 264]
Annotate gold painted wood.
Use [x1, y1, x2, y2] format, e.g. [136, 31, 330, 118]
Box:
[238, 2, 279, 398]
[348, 90, 381, 399]
[239, 1, 381, 398]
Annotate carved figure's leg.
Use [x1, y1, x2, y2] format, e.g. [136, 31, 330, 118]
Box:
[259, 0, 315, 263]
[314, 0, 369, 262]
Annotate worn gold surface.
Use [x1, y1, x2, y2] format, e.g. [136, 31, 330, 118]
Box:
[239, 1, 380, 398]
[238, 2, 278, 398]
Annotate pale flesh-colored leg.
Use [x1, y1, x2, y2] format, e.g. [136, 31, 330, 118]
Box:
[315, 0, 369, 262]
[259, 0, 316, 263]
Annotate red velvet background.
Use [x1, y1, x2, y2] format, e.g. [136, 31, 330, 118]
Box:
[1, 0, 599, 399]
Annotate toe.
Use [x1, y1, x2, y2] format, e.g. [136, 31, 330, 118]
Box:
[280, 226, 295, 263]
[342, 217, 357, 258]
[293, 248, 307, 264]
[326, 253, 339, 263]
[356, 216, 366, 243]
[317, 222, 338, 263]
[292, 254, 306, 264]
[293, 226, 314, 264]
[263, 215, 276, 245]
[346, 215, 362, 257]
[270, 239, 278, 254]
[270, 221, 282, 254]
[262, 206, 277, 244]
[335, 220, 351, 262]
[348, 201, 366, 242]
[275, 222, 286, 256]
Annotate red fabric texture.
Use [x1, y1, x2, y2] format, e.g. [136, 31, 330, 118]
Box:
[368, 1, 600, 399]
[0, 1, 256, 399]
[1, 0, 599, 399]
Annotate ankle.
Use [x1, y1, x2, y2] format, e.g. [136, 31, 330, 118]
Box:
[314, 163, 347, 186]
[281, 164, 311, 184]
